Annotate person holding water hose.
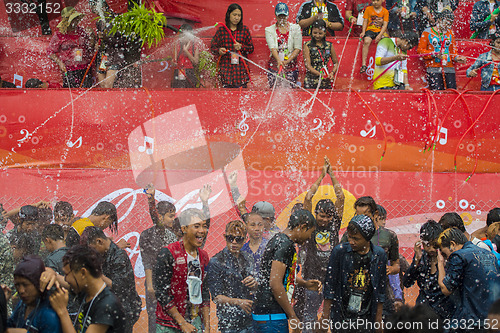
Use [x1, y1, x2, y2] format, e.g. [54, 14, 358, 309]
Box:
[466, 33, 500, 91]
[211, 3, 254, 88]
[303, 20, 339, 89]
[265, 2, 302, 88]
[470, 0, 500, 39]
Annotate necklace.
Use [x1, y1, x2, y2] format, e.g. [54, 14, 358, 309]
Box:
[74, 282, 106, 333]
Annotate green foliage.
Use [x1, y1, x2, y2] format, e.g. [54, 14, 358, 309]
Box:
[198, 51, 217, 78]
[109, 3, 166, 48]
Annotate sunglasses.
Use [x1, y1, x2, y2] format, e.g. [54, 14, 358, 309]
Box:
[225, 235, 245, 243]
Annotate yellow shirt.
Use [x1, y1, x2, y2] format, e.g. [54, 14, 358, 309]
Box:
[71, 218, 94, 235]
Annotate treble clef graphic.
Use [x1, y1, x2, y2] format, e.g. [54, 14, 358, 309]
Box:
[366, 57, 375, 80]
[238, 111, 249, 136]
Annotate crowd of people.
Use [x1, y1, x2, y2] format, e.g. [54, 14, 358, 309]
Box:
[1, 158, 500, 333]
[0, 0, 496, 90]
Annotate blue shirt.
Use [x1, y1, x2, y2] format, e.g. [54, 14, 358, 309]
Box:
[466, 51, 500, 90]
[324, 242, 387, 323]
[443, 242, 500, 324]
[8, 297, 62, 333]
[241, 237, 269, 276]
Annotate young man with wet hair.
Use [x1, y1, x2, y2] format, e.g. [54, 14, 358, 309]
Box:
[439, 212, 490, 250]
[241, 212, 269, 276]
[403, 220, 455, 319]
[65, 201, 117, 248]
[42, 224, 68, 275]
[471, 207, 500, 241]
[253, 209, 320, 333]
[207, 220, 257, 333]
[80, 226, 141, 333]
[53, 201, 75, 238]
[437, 227, 500, 331]
[320, 215, 387, 333]
[49, 245, 126, 333]
[154, 208, 211, 333]
[296, 156, 345, 332]
[8, 255, 62, 332]
[7, 205, 43, 255]
[140, 184, 178, 333]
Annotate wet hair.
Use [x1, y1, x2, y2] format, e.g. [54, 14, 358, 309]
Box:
[376, 204, 387, 220]
[346, 222, 361, 235]
[63, 245, 103, 278]
[225, 220, 247, 236]
[386, 304, 442, 332]
[243, 212, 263, 223]
[438, 212, 465, 233]
[54, 201, 73, 217]
[25, 78, 44, 88]
[157, 201, 176, 216]
[37, 207, 53, 225]
[91, 201, 118, 233]
[178, 208, 206, 227]
[399, 30, 419, 49]
[487, 208, 500, 226]
[80, 226, 107, 245]
[437, 227, 467, 248]
[436, 8, 454, 22]
[291, 203, 304, 215]
[42, 224, 65, 241]
[311, 19, 327, 32]
[486, 222, 500, 241]
[288, 209, 317, 230]
[354, 196, 377, 215]
[19, 205, 38, 223]
[225, 3, 243, 30]
[420, 220, 443, 242]
[315, 199, 336, 217]
[11, 233, 37, 255]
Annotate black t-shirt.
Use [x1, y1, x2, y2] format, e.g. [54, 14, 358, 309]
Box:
[75, 287, 126, 333]
[254, 233, 298, 314]
[343, 250, 373, 319]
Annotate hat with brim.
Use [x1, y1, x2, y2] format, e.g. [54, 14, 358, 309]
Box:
[57, 7, 84, 33]
[275, 2, 289, 16]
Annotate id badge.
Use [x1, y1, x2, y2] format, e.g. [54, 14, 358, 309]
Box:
[357, 12, 364, 26]
[490, 25, 497, 35]
[347, 293, 363, 313]
[99, 55, 107, 71]
[278, 51, 285, 62]
[74, 48, 83, 62]
[231, 52, 239, 65]
[394, 69, 404, 84]
[177, 70, 186, 80]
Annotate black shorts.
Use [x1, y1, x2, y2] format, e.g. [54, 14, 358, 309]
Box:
[364, 30, 379, 40]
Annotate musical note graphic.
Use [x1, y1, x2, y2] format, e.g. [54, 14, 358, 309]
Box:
[438, 127, 448, 145]
[360, 125, 376, 138]
[66, 136, 82, 148]
[238, 111, 249, 136]
[366, 57, 375, 80]
[138, 136, 154, 155]
[13, 74, 23, 88]
[158, 61, 169, 73]
[311, 118, 323, 131]
[17, 129, 30, 142]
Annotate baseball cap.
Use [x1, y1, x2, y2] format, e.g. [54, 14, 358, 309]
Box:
[19, 205, 38, 222]
[275, 2, 289, 16]
[251, 201, 275, 219]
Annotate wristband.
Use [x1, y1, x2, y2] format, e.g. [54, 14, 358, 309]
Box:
[348, 15, 355, 22]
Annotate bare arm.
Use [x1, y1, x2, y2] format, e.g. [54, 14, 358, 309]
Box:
[201, 305, 210, 333]
[298, 14, 320, 29]
[270, 260, 298, 320]
[304, 158, 329, 211]
[437, 251, 452, 296]
[326, 159, 344, 220]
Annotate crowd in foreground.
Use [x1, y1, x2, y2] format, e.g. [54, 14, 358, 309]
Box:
[3, 0, 499, 91]
[1, 159, 500, 333]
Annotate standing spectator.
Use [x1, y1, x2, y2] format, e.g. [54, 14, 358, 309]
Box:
[47, 7, 94, 88]
[437, 228, 500, 331]
[11, 234, 38, 265]
[206, 220, 256, 333]
[403, 220, 456, 319]
[386, 0, 417, 35]
[154, 208, 211, 333]
[172, 24, 202, 88]
[140, 185, 178, 333]
[472, 207, 500, 240]
[265, 3, 302, 88]
[49, 245, 127, 332]
[65, 201, 117, 248]
[439, 211, 490, 250]
[241, 212, 268, 276]
[360, 0, 390, 74]
[8, 255, 62, 332]
[417, 10, 466, 90]
[41, 224, 68, 275]
[373, 30, 419, 90]
[81, 226, 141, 333]
[416, 0, 458, 34]
[303, 20, 339, 89]
[295, 157, 344, 332]
[320, 215, 387, 332]
[211, 3, 254, 88]
[353, 196, 378, 221]
[470, 0, 500, 39]
[0, 232, 14, 291]
[7, 205, 42, 256]
[466, 34, 500, 91]
[53, 201, 75, 239]
[345, 0, 373, 36]
[296, 0, 344, 36]
[252, 209, 320, 333]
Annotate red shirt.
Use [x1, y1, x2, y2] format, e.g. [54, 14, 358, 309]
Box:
[47, 27, 92, 71]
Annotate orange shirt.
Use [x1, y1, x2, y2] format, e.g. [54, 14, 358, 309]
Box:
[363, 6, 389, 33]
[417, 27, 457, 69]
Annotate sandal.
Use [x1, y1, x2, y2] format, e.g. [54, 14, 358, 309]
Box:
[360, 65, 367, 74]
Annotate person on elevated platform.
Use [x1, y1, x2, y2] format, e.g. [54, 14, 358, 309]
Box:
[385, 0, 417, 36]
[265, 2, 302, 88]
[172, 24, 202, 88]
[467, 33, 500, 91]
[416, 0, 458, 34]
[470, 0, 500, 39]
[303, 20, 339, 89]
[373, 30, 418, 90]
[297, 0, 344, 36]
[211, 3, 254, 88]
[360, 0, 390, 74]
[417, 10, 466, 90]
[345, 0, 373, 36]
